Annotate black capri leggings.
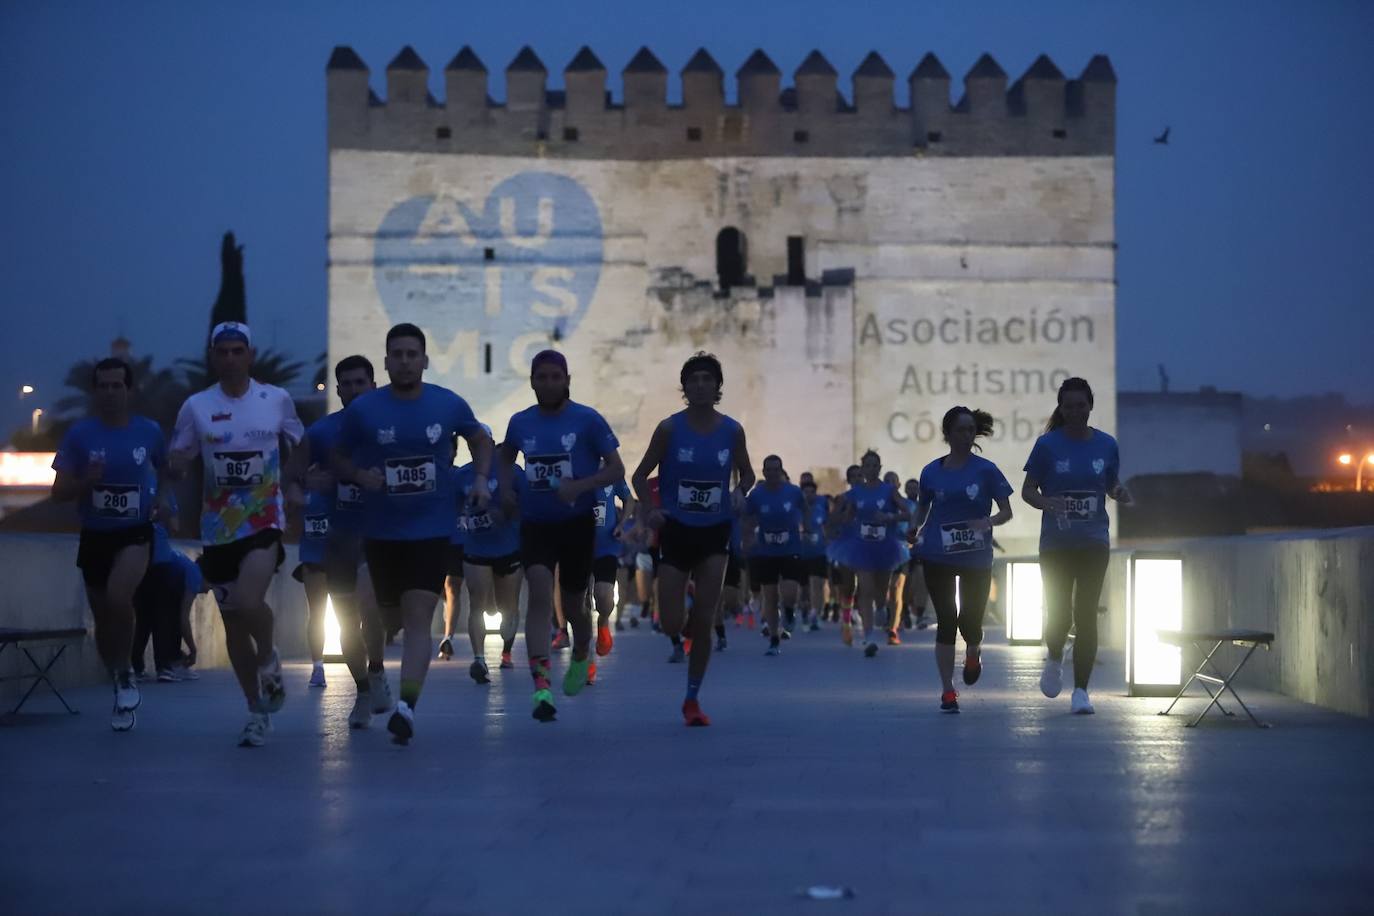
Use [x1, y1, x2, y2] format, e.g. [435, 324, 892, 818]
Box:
[1040, 544, 1110, 690]
[921, 561, 992, 647]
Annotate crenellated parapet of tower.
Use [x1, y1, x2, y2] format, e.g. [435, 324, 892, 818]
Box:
[327, 45, 1115, 158]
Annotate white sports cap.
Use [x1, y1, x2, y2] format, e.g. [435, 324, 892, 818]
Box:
[210, 321, 252, 346]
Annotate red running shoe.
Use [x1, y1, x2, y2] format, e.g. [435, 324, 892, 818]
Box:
[682, 699, 711, 727]
[596, 624, 614, 657]
[963, 653, 982, 686]
[745, 611, 756, 630]
[499, 651, 514, 669]
[551, 630, 570, 651]
[941, 690, 960, 714]
[886, 629, 901, 646]
[682, 637, 693, 656]
[586, 661, 597, 686]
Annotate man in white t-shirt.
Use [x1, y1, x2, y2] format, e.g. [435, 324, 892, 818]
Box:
[170, 322, 305, 747]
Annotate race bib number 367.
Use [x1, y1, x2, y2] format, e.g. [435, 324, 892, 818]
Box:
[678, 480, 722, 513]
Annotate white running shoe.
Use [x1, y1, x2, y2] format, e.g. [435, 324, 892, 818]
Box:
[114, 669, 141, 715]
[308, 662, 326, 688]
[1040, 656, 1064, 699]
[239, 712, 270, 747]
[1071, 687, 1095, 715]
[368, 670, 394, 714]
[387, 700, 415, 745]
[347, 691, 371, 729]
[258, 649, 286, 713]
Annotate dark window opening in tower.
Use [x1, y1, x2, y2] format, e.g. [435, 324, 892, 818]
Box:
[716, 227, 747, 291]
[787, 236, 805, 285]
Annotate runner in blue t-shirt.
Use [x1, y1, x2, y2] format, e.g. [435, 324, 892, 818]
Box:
[590, 474, 635, 678]
[830, 452, 910, 657]
[798, 472, 829, 632]
[333, 324, 494, 744]
[498, 350, 624, 723]
[913, 407, 1014, 714]
[288, 354, 392, 730]
[51, 357, 168, 732]
[744, 457, 806, 656]
[883, 469, 915, 646]
[632, 352, 755, 726]
[901, 477, 932, 631]
[824, 464, 863, 630]
[448, 451, 526, 684]
[1021, 377, 1132, 716]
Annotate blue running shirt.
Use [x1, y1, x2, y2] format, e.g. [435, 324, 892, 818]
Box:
[337, 384, 482, 541]
[502, 401, 619, 523]
[658, 411, 741, 528]
[1023, 429, 1120, 550]
[915, 455, 1013, 569]
[53, 416, 166, 531]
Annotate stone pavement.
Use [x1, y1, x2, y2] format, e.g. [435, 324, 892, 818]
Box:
[3, 618, 1372, 915]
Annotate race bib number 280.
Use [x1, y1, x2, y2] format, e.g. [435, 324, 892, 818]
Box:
[91, 484, 140, 520]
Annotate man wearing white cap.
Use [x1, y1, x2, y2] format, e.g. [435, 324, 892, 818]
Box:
[169, 321, 305, 747]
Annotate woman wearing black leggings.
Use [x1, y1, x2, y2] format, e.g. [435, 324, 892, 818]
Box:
[1021, 377, 1132, 715]
[913, 407, 1013, 713]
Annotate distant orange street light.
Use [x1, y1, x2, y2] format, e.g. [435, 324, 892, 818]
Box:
[1338, 453, 1353, 466]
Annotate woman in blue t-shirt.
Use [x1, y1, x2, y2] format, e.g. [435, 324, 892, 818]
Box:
[1021, 377, 1132, 715]
[913, 407, 1014, 714]
[830, 451, 911, 657]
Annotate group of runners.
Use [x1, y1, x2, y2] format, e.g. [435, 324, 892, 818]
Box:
[52, 319, 1130, 746]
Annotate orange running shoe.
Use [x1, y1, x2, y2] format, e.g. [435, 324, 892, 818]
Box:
[887, 629, 901, 646]
[683, 637, 693, 656]
[745, 610, 756, 630]
[499, 651, 514, 669]
[551, 630, 570, 651]
[596, 623, 614, 657]
[586, 661, 597, 685]
[682, 699, 711, 727]
[841, 611, 853, 647]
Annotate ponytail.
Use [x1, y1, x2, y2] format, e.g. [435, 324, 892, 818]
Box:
[941, 406, 996, 451]
[1046, 377, 1094, 433]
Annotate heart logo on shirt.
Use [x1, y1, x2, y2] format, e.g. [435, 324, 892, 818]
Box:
[426, 423, 443, 445]
[877, 499, 886, 510]
[966, 484, 979, 499]
[717, 449, 729, 467]
[1092, 459, 1105, 475]
[132, 447, 147, 466]
[783, 501, 792, 512]
[561, 432, 577, 450]
[374, 172, 603, 418]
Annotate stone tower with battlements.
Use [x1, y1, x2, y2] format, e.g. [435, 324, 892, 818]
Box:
[326, 44, 1117, 549]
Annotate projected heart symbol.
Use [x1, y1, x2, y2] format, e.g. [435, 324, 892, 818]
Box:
[373, 171, 603, 416]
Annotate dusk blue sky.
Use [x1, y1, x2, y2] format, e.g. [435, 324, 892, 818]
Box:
[3, 0, 1372, 437]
